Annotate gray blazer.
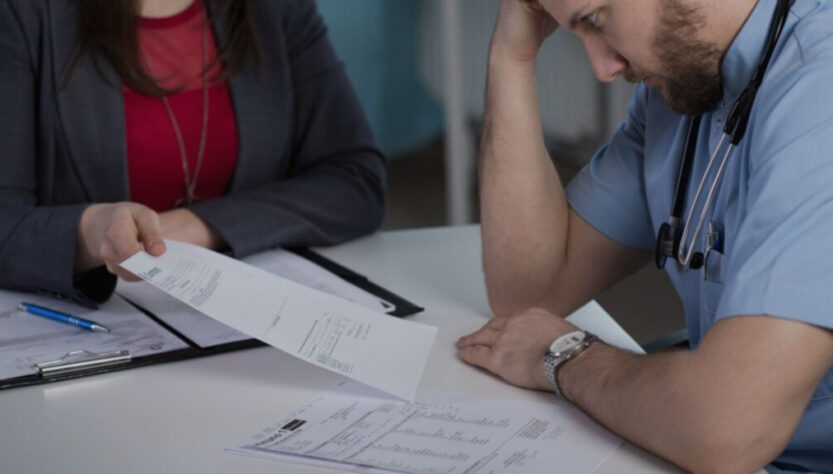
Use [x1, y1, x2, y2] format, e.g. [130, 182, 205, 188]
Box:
[0, 0, 386, 305]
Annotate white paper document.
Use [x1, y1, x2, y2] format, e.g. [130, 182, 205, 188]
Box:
[121, 241, 437, 400]
[242, 249, 396, 314]
[118, 280, 251, 348]
[118, 248, 397, 349]
[230, 381, 622, 474]
[0, 290, 188, 381]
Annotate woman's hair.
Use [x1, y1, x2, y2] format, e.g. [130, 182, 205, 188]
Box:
[63, 0, 262, 97]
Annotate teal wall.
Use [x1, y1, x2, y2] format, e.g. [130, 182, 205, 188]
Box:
[318, 1, 444, 158]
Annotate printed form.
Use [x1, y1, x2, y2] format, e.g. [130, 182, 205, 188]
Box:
[242, 249, 395, 314]
[121, 241, 437, 401]
[118, 278, 251, 348]
[118, 249, 396, 348]
[230, 380, 622, 474]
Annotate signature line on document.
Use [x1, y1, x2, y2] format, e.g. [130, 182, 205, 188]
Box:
[262, 296, 288, 338]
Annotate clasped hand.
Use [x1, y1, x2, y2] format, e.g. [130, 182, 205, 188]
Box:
[456, 307, 580, 391]
[491, 0, 558, 64]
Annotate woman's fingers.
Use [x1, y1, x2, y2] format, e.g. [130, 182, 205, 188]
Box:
[85, 203, 164, 280]
[133, 206, 166, 256]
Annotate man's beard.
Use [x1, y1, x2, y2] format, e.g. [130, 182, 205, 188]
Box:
[638, 0, 725, 116]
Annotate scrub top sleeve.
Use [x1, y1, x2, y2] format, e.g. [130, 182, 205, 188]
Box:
[566, 85, 655, 249]
[715, 62, 833, 331]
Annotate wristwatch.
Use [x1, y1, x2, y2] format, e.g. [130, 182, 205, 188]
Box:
[543, 330, 600, 399]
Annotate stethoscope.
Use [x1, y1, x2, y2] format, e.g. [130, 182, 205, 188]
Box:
[655, 0, 791, 271]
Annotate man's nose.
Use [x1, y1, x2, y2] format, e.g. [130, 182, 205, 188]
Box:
[583, 36, 628, 83]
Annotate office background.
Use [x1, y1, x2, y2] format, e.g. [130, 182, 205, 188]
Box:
[318, 0, 685, 347]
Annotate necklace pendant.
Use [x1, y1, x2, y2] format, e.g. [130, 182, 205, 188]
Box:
[174, 195, 197, 208]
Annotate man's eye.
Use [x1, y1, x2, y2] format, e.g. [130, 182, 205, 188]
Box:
[581, 11, 600, 28]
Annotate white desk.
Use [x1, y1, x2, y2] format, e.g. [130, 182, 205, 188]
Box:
[0, 226, 677, 474]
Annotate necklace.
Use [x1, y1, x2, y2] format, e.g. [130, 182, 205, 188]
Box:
[139, 7, 210, 207]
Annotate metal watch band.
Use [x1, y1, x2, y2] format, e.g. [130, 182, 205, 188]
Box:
[544, 332, 600, 400]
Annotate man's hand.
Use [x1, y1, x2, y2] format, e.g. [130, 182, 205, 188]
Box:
[491, 0, 558, 64]
[456, 308, 579, 391]
[76, 203, 166, 281]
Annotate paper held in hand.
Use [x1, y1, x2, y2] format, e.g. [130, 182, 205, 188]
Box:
[121, 240, 437, 401]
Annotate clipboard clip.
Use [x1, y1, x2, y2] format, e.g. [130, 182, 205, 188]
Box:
[35, 349, 132, 378]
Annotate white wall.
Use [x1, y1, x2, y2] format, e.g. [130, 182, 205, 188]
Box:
[420, 0, 636, 164]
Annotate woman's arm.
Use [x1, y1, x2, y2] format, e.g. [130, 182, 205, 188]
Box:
[0, 0, 384, 305]
[0, 1, 111, 306]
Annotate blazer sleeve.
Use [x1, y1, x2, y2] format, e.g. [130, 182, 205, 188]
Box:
[0, 1, 115, 307]
[188, 0, 387, 258]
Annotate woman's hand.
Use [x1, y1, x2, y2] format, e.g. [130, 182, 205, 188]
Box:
[490, 0, 558, 65]
[76, 203, 166, 281]
[158, 207, 225, 251]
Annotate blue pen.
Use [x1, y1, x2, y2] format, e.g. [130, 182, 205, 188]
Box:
[18, 302, 111, 334]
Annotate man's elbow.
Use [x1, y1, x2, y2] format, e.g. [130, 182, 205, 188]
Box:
[487, 300, 516, 319]
[486, 285, 571, 319]
[681, 427, 793, 474]
[484, 271, 553, 318]
[486, 291, 532, 319]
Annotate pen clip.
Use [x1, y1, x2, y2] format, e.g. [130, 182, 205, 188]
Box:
[35, 349, 131, 378]
[703, 222, 723, 281]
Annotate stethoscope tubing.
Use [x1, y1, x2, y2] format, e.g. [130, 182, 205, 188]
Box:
[677, 136, 733, 269]
[655, 0, 792, 272]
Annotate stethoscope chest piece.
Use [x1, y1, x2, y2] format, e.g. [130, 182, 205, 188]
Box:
[655, 222, 673, 269]
[656, 221, 704, 270]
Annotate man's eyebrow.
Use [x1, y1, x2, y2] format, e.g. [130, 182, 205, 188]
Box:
[568, 0, 592, 29]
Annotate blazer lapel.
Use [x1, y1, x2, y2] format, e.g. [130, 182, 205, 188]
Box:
[208, 0, 290, 191]
[49, 0, 129, 202]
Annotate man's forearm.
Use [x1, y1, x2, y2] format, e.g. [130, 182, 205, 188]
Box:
[458, 310, 825, 471]
[559, 343, 781, 473]
[480, 55, 570, 317]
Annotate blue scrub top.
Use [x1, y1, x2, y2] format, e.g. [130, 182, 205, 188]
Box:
[566, 0, 833, 471]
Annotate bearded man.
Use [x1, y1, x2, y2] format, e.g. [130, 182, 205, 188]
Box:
[457, 0, 833, 472]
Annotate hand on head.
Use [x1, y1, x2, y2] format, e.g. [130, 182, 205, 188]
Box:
[491, 0, 558, 64]
[76, 202, 167, 281]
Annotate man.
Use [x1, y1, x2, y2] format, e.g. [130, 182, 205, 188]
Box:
[456, 0, 833, 472]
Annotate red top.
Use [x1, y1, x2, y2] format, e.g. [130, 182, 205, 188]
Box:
[124, 0, 239, 212]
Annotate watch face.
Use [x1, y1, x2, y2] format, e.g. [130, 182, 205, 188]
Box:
[549, 330, 586, 354]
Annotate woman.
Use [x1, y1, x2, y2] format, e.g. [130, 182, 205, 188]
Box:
[0, 0, 386, 306]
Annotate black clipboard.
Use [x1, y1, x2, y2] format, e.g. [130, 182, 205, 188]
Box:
[0, 249, 423, 391]
[289, 249, 423, 317]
